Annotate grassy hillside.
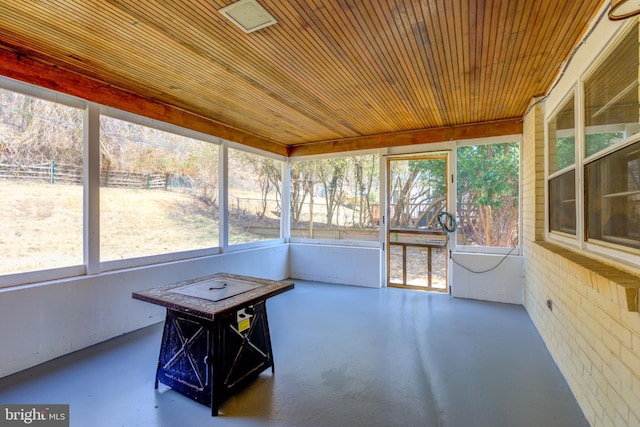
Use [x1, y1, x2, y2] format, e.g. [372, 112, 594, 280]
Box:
[1, 180, 224, 274]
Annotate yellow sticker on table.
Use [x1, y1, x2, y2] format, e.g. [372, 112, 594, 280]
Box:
[238, 318, 251, 332]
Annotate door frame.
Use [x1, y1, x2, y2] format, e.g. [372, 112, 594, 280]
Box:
[384, 151, 454, 291]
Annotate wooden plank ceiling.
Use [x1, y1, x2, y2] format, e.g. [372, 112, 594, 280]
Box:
[0, 0, 604, 156]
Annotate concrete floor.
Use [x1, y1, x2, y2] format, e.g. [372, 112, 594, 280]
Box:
[0, 281, 588, 427]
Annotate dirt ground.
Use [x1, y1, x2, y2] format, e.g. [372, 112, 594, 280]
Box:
[389, 244, 448, 289]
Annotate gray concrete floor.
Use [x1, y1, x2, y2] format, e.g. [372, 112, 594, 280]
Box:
[0, 281, 588, 427]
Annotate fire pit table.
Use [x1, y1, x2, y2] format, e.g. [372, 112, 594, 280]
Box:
[132, 273, 294, 416]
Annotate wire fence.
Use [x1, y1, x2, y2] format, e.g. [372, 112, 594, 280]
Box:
[0, 161, 167, 189]
[0, 161, 377, 234]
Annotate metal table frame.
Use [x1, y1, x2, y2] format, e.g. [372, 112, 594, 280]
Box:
[132, 273, 294, 416]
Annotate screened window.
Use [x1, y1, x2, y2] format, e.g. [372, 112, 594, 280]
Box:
[456, 142, 520, 248]
[585, 141, 640, 249]
[549, 170, 576, 235]
[0, 88, 83, 275]
[548, 95, 575, 174]
[227, 148, 282, 245]
[546, 22, 640, 257]
[548, 94, 577, 237]
[582, 23, 640, 253]
[290, 154, 380, 241]
[584, 25, 639, 158]
[100, 116, 220, 261]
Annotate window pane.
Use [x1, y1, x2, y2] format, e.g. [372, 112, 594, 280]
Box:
[290, 154, 380, 241]
[585, 25, 639, 158]
[456, 142, 519, 247]
[548, 95, 575, 174]
[549, 170, 576, 235]
[586, 141, 640, 249]
[0, 89, 83, 274]
[100, 117, 219, 261]
[228, 148, 282, 245]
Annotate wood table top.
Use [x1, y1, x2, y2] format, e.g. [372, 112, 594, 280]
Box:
[132, 273, 294, 320]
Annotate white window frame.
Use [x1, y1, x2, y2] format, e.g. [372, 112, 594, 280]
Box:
[288, 150, 382, 248]
[223, 144, 286, 251]
[0, 77, 87, 288]
[0, 76, 287, 288]
[583, 136, 640, 263]
[97, 107, 225, 272]
[454, 135, 523, 256]
[545, 20, 640, 269]
[546, 88, 580, 245]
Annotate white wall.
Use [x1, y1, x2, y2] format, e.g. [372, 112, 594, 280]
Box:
[0, 244, 288, 377]
[0, 240, 529, 378]
[450, 253, 524, 304]
[289, 243, 381, 288]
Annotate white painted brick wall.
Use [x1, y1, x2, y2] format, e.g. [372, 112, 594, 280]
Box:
[522, 105, 640, 427]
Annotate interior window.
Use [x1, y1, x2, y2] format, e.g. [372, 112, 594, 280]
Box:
[549, 170, 576, 235]
[584, 25, 639, 158]
[585, 141, 640, 249]
[547, 94, 577, 237]
[548, 95, 575, 174]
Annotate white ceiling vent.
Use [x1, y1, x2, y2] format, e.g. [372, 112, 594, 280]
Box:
[219, 0, 277, 34]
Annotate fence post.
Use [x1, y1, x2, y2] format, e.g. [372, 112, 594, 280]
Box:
[51, 161, 55, 184]
[147, 173, 150, 189]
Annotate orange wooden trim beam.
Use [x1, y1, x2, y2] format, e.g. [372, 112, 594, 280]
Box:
[288, 118, 523, 157]
[0, 47, 288, 157]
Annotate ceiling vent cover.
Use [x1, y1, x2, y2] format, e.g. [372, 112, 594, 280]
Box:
[219, 0, 277, 34]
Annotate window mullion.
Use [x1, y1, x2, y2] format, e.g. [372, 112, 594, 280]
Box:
[220, 143, 229, 252]
[281, 160, 291, 242]
[84, 103, 100, 274]
[576, 80, 586, 247]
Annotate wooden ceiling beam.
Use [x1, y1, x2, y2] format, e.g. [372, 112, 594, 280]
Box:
[288, 118, 523, 157]
[0, 45, 289, 157]
[0, 44, 524, 159]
